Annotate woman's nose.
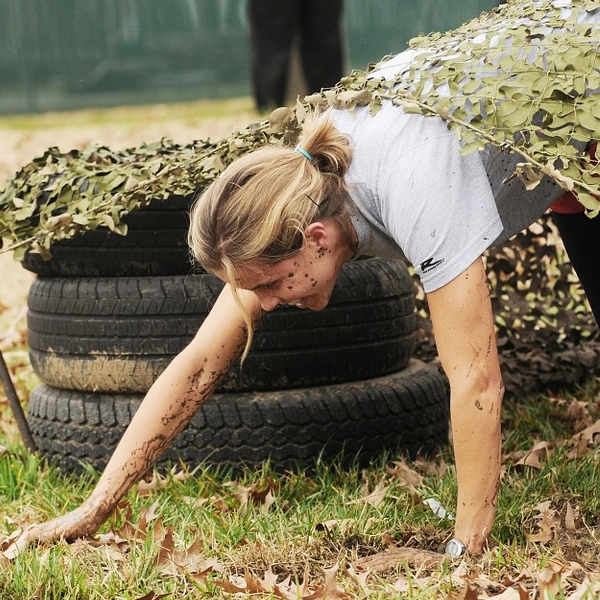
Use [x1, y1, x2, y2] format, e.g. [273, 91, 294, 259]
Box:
[254, 290, 280, 312]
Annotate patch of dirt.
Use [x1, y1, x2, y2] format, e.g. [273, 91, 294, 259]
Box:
[0, 254, 33, 319]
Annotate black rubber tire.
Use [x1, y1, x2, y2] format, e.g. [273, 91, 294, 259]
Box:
[27, 359, 450, 474]
[22, 196, 194, 277]
[27, 258, 417, 393]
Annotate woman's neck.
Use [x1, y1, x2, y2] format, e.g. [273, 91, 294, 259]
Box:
[327, 217, 359, 266]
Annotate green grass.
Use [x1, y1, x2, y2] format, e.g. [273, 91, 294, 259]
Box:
[0, 97, 256, 132]
[1, 360, 600, 598]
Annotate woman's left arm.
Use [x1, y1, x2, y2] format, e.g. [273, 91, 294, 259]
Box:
[426, 257, 504, 555]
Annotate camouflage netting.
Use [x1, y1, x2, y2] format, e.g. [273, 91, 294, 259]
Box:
[0, 0, 599, 391]
[413, 213, 600, 395]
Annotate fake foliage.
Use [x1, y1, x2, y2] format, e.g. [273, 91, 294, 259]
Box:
[0, 0, 598, 387]
[1, 0, 599, 259]
[485, 217, 600, 394]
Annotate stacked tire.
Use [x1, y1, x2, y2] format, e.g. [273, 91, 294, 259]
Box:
[25, 196, 450, 474]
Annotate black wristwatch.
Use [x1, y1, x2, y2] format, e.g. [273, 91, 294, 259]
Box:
[445, 538, 467, 557]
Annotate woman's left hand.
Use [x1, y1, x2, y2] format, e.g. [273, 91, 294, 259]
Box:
[427, 257, 504, 555]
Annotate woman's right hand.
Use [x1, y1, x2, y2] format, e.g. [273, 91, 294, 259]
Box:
[2, 501, 106, 558]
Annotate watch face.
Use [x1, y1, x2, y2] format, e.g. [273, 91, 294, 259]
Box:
[446, 539, 466, 556]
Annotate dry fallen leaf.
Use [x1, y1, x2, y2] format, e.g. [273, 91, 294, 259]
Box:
[226, 479, 278, 514]
[571, 419, 600, 447]
[536, 562, 563, 599]
[566, 435, 591, 459]
[513, 440, 552, 469]
[154, 529, 222, 578]
[353, 545, 443, 572]
[348, 482, 389, 508]
[304, 564, 351, 600]
[213, 564, 350, 600]
[446, 582, 480, 600]
[315, 518, 357, 535]
[136, 468, 191, 496]
[487, 585, 529, 599]
[565, 399, 593, 432]
[345, 564, 370, 594]
[527, 501, 561, 545]
[564, 502, 581, 532]
[565, 576, 600, 600]
[386, 459, 424, 490]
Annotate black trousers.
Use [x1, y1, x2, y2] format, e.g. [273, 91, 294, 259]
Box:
[247, 0, 344, 112]
[553, 210, 600, 326]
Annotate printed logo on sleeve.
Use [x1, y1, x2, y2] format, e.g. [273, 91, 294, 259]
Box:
[420, 257, 444, 273]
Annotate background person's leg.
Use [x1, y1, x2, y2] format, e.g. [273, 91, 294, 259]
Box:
[553, 210, 600, 326]
[248, 0, 298, 111]
[298, 0, 344, 96]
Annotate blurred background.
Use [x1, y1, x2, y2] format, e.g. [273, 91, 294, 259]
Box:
[1, 0, 496, 116]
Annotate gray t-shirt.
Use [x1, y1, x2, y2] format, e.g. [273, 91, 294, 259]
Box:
[329, 99, 562, 293]
[328, 5, 596, 292]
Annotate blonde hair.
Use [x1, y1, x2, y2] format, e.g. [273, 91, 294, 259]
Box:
[188, 112, 353, 357]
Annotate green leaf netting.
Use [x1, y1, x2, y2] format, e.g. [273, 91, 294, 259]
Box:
[1, 0, 598, 260]
[359, 0, 600, 212]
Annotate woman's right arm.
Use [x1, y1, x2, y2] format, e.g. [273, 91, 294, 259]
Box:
[9, 284, 262, 551]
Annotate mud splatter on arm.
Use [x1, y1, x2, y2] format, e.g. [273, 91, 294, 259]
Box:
[15, 286, 256, 548]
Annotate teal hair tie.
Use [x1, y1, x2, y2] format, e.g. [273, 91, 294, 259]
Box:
[295, 144, 313, 161]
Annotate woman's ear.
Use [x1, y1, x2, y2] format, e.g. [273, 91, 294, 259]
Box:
[304, 221, 329, 247]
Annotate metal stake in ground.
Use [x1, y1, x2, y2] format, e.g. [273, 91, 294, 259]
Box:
[0, 349, 37, 452]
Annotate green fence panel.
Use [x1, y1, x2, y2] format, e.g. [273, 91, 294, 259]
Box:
[0, 0, 496, 115]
